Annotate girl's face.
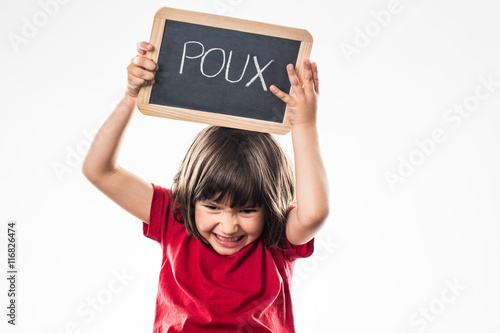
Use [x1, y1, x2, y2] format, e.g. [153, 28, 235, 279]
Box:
[194, 198, 265, 256]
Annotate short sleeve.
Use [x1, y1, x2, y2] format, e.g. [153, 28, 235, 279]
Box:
[283, 236, 315, 262]
[142, 183, 171, 246]
[282, 205, 315, 262]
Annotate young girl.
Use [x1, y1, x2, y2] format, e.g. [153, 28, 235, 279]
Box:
[83, 41, 329, 332]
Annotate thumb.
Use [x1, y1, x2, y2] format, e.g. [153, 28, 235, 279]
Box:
[136, 41, 153, 56]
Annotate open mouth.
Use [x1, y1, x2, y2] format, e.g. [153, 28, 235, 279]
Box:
[215, 233, 244, 242]
[212, 233, 246, 248]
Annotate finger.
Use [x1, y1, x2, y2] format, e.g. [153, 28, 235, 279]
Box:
[286, 64, 304, 98]
[270, 85, 294, 105]
[128, 73, 155, 90]
[131, 56, 158, 72]
[136, 41, 153, 56]
[127, 63, 156, 81]
[311, 62, 319, 94]
[302, 59, 314, 94]
[126, 76, 145, 97]
[126, 79, 154, 97]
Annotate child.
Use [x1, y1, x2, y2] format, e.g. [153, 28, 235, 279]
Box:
[82, 41, 329, 332]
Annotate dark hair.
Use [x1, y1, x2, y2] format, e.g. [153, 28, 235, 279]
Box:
[171, 126, 295, 249]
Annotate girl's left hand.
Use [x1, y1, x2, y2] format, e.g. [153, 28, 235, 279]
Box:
[270, 59, 319, 128]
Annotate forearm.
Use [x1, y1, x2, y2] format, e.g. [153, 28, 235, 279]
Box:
[82, 94, 137, 180]
[291, 124, 329, 226]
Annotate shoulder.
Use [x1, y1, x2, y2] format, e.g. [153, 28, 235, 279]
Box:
[143, 183, 184, 245]
[274, 206, 315, 262]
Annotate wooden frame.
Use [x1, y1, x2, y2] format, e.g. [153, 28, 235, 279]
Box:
[137, 7, 313, 135]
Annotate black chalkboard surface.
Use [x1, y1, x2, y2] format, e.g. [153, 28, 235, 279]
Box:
[137, 7, 313, 134]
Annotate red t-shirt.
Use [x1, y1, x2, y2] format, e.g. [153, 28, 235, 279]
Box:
[142, 184, 314, 332]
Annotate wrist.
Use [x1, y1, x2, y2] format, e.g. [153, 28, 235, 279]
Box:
[123, 92, 138, 107]
[291, 122, 318, 135]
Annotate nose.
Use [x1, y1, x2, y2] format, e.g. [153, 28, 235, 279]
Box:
[219, 211, 239, 235]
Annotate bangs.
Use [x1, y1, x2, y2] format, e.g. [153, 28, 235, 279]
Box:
[193, 133, 264, 208]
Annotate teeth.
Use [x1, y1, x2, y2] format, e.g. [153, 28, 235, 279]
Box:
[216, 234, 242, 242]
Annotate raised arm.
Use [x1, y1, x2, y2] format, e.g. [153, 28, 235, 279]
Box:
[270, 59, 329, 245]
[82, 42, 158, 223]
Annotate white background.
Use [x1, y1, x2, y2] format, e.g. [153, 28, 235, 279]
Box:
[1, 0, 499, 332]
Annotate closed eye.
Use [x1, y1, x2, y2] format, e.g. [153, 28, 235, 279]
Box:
[241, 209, 257, 214]
[204, 205, 218, 210]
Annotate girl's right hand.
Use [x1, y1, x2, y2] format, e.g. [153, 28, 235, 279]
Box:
[126, 41, 159, 98]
